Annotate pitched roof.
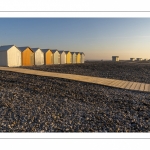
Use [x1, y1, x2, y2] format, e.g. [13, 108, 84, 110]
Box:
[64, 51, 70, 54]
[71, 52, 77, 55]
[75, 52, 80, 54]
[50, 49, 58, 53]
[58, 50, 65, 54]
[31, 48, 40, 52]
[17, 46, 32, 52]
[41, 49, 50, 53]
[0, 45, 14, 51]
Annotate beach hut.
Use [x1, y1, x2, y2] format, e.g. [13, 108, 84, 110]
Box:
[80, 52, 85, 63]
[64, 51, 71, 64]
[130, 58, 135, 61]
[136, 58, 142, 61]
[31, 48, 44, 65]
[41, 49, 53, 65]
[112, 56, 119, 62]
[70, 52, 77, 63]
[18, 46, 34, 66]
[58, 50, 66, 64]
[76, 52, 81, 63]
[0, 45, 21, 67]
[51, 49, 60, 64]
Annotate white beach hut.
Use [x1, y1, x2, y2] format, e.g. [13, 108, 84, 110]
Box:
[80, 52, 85, 63]
[58, 50, 66, 64]
[31, 48, 44, 65]
[51, 49, 60, 64]
[112, 56, 119, 62]
[0, 45, 21, 67]
[70, 52, 77, 63]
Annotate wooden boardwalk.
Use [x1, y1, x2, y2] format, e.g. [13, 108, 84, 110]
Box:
[0, 66, 150, 92]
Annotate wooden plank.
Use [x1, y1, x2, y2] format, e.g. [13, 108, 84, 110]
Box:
[111, 80, 122, 87]
[134, 83, 141, 91]
[139, 83, 145, 91]
[144, 84, 150, 92]
[120, 81, 130, 88]
[115, 81, 126, 88]
[108, 80, 120, 86]
[129, 82, 137, 90]
[125, 82, 134, 89]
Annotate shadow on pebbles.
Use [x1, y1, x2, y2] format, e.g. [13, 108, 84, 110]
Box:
[0, 70, 149, 132]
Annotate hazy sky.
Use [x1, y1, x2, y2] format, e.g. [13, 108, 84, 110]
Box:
[0, 18, 150, 60]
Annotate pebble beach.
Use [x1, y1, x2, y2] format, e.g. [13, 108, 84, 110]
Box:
[20, 61, 150, 83]
[0, 61, 150, 132]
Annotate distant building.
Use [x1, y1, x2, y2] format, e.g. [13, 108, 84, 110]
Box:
[130, 58, 135, 61]
[136, 58, 142, 61]
[112, 56, 119, 62]
[144, 58, 149, 61]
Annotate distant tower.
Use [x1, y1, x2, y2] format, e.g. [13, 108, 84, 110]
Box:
[112, 56, 119, 61]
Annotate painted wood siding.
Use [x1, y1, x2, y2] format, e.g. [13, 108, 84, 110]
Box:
[45, 50, 51, 65]
[81, 54, 85, 63]
[76, 53, 80, 63]
[0, 51, 7, 66]
[66, 52, 71, 64]
[7, 46, 21, 67]
[22, 48, 34, 66]
[35, 49, 44, 65]
[60, 52, 66, 64]
[53, 51, 59, 64]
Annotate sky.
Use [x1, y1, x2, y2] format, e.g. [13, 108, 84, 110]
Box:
[0, 18, 150, 60]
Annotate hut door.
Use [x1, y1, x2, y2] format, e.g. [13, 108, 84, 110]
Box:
[58, 54, 60, 64]
[30, 54, 34, 65]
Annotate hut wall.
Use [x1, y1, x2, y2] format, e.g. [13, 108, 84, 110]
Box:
[81, 54, 85, 63]
[76, 53, 80, 63]
[22, 48, 34, 66]
[0, 51, 7, 66]
[53, 51, 59, 64]
[51, 52, 53, 64]
[73, 54, 77, 63]
[70, 53, 73, 63]
[7, 46, 21, 67]
[60, 52, 66, 64]
[35, 49, 44, 65]
[45, 51, 51, 65]
[66, 52, 71, 64]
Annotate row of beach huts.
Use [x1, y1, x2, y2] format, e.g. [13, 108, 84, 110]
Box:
[0, 45, 85, 67]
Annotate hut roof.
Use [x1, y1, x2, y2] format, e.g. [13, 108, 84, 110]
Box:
[50, 49, 58, 53]
[64, 51, 70, 54]
[31, 48, 40, 52]
[75, 52, 80, 55]
[70, 52, 76, 54]
[18, 46, 33, 52]
[0, 45, 15, 51]
[41, 49, 50, 53]
[58, 50, 65, 54]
